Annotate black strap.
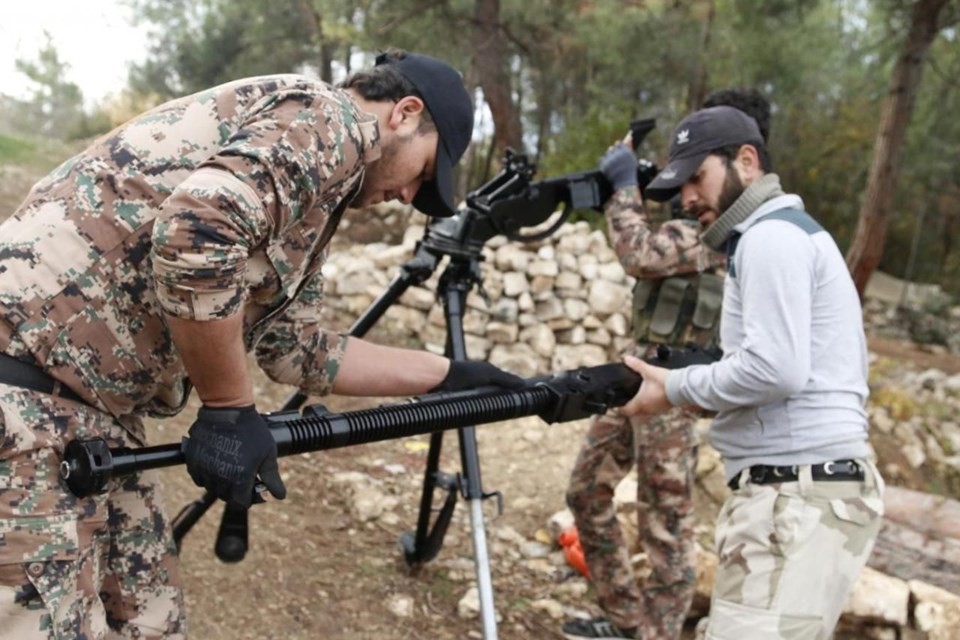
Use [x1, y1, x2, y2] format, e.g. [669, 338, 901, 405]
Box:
[728, 460, 864, 490]
[0, 352, 87, 404]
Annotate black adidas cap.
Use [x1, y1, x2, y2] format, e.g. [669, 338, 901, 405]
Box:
[376, 52, 473, 218]
[645, 106, 764, 202]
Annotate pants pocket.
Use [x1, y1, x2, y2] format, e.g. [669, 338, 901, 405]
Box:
[771, 494, 819, 556]
[706, 597, 823, 640]
[22, 558, 80, 622]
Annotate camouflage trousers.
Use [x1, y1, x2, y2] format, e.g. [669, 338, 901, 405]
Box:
[702, 459, 884, 640]
[0, 384, 185, 639]
[566, 408, 697, 640]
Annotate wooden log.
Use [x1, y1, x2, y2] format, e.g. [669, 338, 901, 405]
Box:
[883, 486, 960, 540]
[868, 519, 960, 594]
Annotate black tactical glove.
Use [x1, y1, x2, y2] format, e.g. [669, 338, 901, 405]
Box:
[183, 405, 287, 509]
[599, 143, 639, 191]
[430, 360, 525, 393]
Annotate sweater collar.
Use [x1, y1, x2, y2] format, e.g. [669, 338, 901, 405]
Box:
[701, 173, 786, 251]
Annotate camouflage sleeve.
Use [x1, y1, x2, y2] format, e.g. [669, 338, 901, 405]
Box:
[604, 188, 723, 279]
[151, 91, 364, 320]
[253, 269, 347, 396]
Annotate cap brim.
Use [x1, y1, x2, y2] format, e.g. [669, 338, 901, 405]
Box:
[644, 152, 708, 202]
[412, 143, 456, 218]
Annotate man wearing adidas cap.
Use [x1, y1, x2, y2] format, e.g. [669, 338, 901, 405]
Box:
[619, 106, 884, 639]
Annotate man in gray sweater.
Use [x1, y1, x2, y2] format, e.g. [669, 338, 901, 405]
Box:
[621, 106, 884, 640]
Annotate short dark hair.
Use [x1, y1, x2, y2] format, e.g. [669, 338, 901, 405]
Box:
[710, 142, 774, 173]
[703, 87, 771, 143]
[339, 49, 435, 131]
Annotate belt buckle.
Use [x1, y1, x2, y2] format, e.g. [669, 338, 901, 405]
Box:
[822, 460, 859, 476]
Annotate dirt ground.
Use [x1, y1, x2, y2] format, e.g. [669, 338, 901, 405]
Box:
[154, 339, 608, 640]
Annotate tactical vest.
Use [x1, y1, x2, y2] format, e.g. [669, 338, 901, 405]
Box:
[631, 268, 724, 350]
[630, 208, 821, 350]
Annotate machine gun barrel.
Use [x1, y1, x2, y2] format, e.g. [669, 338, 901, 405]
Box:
[60, 362, 642, 498]
[60, 344, 717, 499]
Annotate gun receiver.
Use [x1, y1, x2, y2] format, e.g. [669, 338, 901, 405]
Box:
[429, 117, 659, 251]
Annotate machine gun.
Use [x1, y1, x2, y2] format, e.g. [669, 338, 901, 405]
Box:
[59, 345, 714, 500]
[429, 117, 659, 252]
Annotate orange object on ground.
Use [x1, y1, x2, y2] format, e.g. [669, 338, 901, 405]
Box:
[558, 526, 590, 578]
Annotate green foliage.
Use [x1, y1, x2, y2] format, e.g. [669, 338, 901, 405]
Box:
[0, 134, 38, 165]
[0, 32, 94, 140]
[127, 0, 364, 98]
[16, 0, 956, 292]
[538, 105, 638, 179]
[0, 133, 79, 169]
[872, 385, 916, 421]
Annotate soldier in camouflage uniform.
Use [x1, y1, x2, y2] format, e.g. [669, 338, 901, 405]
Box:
[621, 105, 883, 640]
[0, 51, 522, 639]
[562, 148, 725, 640]
[563, 91, 772, 640]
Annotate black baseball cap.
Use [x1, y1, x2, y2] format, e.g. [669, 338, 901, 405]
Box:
[645, 106, 764, 202]
[375, 52, 473, 218]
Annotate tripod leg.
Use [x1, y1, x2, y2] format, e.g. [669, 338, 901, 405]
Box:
[459, 425, 499, 640]
[171, 491, 217, 551]
[400, 430, 459, 566]
[400, 260, 500, 637]
[445, 276, 499, 640]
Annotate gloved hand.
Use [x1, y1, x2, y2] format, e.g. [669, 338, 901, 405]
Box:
[183, 405, 287, 509]
[599, 143, 639, 191]
[430, 360, 525, 393]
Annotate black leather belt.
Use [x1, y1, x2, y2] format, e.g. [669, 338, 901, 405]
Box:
[0, 352, 87, 404]
[728, 459, 864, 490]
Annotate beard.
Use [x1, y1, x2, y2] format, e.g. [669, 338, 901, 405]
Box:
[352, 134, 409, 207]
[716, 165, 746, 214]
[684, 163, 748, 221]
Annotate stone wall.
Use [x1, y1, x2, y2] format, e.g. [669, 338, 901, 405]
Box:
[322, 218, 638, 378]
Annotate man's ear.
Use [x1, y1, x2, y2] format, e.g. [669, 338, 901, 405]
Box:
[735, 144, 763, 181]
[387, 95, 426, 134]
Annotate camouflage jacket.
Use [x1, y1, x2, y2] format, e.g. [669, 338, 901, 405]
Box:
[604, 188, 726, 349]
[604, 188, 724, 279]
[0, 75, 380, 434]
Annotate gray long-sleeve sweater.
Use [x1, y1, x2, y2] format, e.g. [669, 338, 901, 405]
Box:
[665, 195, 871, 480]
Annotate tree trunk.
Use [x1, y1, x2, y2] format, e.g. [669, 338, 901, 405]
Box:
[845, 0, 949, 296]
[471, 0, 525, 160]
[298, 0, 334, 83]
[687, 0, 716, 113]
[456, 67, 482, 199]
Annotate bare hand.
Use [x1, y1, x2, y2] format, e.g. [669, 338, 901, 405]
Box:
[618, 355, 673, 417]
